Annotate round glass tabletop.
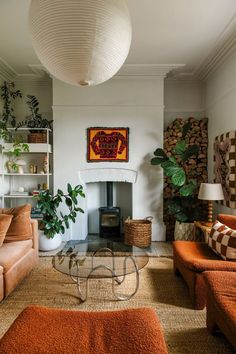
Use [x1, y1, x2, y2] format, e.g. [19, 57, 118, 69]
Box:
[52, 239, 149, 279]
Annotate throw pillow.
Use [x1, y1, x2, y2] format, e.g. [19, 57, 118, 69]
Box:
[0, 214, 13, 247]
[208, 220, 236, 261]
[0, 204, 32, 242]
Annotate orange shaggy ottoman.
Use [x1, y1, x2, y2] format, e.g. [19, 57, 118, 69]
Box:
[0, 306, 168, 354]
[204, 271, 236, 350]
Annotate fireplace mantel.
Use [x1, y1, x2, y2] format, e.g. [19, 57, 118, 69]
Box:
[79, 168, 137, 184]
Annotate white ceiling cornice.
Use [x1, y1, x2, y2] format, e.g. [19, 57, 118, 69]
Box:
[0, 57, 17, 81]
[195, 14, 236, 80]
[117, 64, 185, 78]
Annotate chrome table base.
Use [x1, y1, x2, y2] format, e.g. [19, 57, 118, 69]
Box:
[70, 248, 139, 302]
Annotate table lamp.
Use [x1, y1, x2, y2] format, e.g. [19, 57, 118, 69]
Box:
[198, 183, 224, 222]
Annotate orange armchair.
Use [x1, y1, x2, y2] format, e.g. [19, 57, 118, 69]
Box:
[173, 214, 236, 310]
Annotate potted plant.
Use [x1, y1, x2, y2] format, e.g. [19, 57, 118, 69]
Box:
[151, 122, 202, 240]
[4, 141, 29, 173]
[36, 184, 85, 251]
[17, 95, 53, 143]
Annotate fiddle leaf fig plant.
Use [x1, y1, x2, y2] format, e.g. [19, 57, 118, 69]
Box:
[36, 184, 85, 239]
[151, 122, 200, 222]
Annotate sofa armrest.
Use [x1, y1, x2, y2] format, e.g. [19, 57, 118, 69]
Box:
[30, 219, 38, 254]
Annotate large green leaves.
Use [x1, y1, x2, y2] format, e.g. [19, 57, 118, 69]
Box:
[179, 180, 197, 197]
[36, 184, 85, 239]
[151, 148, 168, 165]
[171, 169, 186, 187]
[173, 140, 186, 155]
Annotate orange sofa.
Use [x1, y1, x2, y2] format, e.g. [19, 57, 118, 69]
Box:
[204, 271, 236, 350]
[0, 220, 38, 301]
[173, 214, 236, 310]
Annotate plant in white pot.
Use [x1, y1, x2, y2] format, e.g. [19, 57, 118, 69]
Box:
[36, 184, 85, 251]
[151, 122, 203, 240]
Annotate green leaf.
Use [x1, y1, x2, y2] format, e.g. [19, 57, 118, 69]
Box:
[179, 181, 197, 197]
[65, 197, 72, 207]
[151, 148, 168, 165]
[183, 145, 199, 161]
[67, 183, 72, 194]
[182, 122, 191, 138]
[168, 200, 183, 215]
[176, 212, 189, 222]
[173, 140, 186, 155]
[153, 148, 167, 159]
[151, 157, 163, 165]
[161, 161, 181, 177]
[171, 169, 186, 187]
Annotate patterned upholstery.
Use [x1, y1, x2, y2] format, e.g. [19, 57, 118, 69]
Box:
[208, 220, 236, 261]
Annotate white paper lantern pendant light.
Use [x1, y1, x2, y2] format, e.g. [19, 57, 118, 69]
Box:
[29, 0, 132, 87]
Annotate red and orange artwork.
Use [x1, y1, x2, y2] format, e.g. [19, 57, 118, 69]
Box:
[87, 127, 129, 162]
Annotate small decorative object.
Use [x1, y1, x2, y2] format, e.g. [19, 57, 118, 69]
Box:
[28, 0, 132, 86]
[18, 187, 25, 193]
[42, 183, 48, 190]
[87, 127, 129, 162]
[15, 159, 26, 174]
[33, 165, 37, 174]
[43, 155, 48, 173]
[36, 184, 85, 251]
[124, 217, 152, 248]
[16, 95, 53, 143]
[29, 164, 34, 174]
[4, 142, 29, 173]
[214, 131, 236, 208]
[198, 183, 224, 222]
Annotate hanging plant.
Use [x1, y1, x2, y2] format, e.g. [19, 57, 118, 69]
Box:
[0, 81, 22, 142]
[1, 81, 22, 128]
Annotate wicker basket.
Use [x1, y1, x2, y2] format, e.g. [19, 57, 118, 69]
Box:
[124, 217, 153, 248]
[28, 132, 47, 143]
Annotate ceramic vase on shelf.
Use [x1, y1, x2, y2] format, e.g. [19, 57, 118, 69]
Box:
[38, 230, 62, 252]
[174, 221, 195, 241]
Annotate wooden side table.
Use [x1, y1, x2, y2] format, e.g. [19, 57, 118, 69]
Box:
[194, 221, 213, 243]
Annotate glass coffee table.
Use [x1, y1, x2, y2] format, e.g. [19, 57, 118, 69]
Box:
[52, 239, 149, 302]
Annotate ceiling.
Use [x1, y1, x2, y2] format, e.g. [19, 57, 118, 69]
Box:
[0, 0, 236, 78]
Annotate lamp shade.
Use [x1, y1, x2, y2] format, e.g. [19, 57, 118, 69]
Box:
[29, 0, 132, 86]
[198, 183, 224, 201]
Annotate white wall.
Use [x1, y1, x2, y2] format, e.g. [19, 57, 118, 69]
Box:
[53, 76, 165, 241]
[205, 48, 236, 215]
[164, 79, 205, 128]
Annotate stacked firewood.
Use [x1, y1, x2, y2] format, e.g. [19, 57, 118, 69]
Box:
[164, 117, 208, 241]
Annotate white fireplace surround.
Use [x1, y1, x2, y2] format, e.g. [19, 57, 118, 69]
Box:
[78, 168, 137, 239]
[79, 168, 137, 184]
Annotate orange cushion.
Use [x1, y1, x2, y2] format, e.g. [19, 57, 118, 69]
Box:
[173, 241, 236, 272]
[208, 220, 236, 261]
[217, 214, 236, 230]
[1, 204, 32, 242]
[0, 306, 168, 354]
[0, 239, 33, 273]
[0, 214, 13, 247]
[204, 271, 236, 325]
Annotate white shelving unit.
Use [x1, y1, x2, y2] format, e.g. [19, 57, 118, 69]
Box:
[0, 128, 53, 209]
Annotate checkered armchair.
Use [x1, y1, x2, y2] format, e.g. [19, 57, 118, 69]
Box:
[173, 214, 236, 310]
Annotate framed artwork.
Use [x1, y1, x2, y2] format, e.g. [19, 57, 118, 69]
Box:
[214, 130, 236, 208]
[87, 127, 129, 162]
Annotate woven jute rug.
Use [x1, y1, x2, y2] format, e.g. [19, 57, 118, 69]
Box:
[0, 257, 233, 354]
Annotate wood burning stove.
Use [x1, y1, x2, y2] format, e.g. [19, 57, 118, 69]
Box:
[99, 182, 120, 238]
